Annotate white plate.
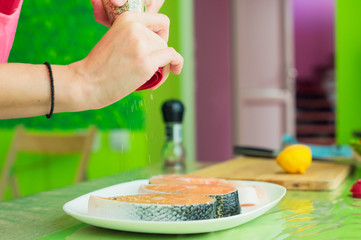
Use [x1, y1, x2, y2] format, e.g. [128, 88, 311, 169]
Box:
[63, 179, 286, 234]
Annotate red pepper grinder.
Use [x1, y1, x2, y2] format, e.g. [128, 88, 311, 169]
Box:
[350, 179, 361, 198]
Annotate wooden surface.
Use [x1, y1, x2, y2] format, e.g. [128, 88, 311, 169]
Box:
[191, 157, 352, 190]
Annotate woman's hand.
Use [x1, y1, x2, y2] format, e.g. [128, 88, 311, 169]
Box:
[70, 12, 183, 110]
[91, 0, 165, 27]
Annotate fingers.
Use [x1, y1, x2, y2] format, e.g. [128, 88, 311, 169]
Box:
[111, 0, 127, 6]
[91, 0, 111, 27]
[115, 12, 170, 42]
[92, 0, 166, 28]
[91, 0, 127, 27]
[145, 0, 165, 13]
[150, 47, 184, 75]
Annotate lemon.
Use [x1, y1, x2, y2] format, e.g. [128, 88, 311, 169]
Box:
[276, 144, 312, 174]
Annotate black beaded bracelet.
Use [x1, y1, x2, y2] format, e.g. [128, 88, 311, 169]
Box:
[44, 62, 54, 119]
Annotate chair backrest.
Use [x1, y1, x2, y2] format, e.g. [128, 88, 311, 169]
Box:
[0, 125, 97, 200]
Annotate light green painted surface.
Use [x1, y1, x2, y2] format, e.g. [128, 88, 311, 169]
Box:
[336, 0, 361, 144]
[1, 164, 360, 240]
[0, 129, 148, 200]
[179, 0, 196, 163]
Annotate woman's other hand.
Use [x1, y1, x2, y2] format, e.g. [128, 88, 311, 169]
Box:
[91, 0, 165, 27]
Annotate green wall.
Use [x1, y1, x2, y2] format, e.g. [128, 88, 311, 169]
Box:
[0, 0, 194, 200]
[336, 0, 361, 144]
[143, 2, 181, 166]
[143, 0, 195, 165]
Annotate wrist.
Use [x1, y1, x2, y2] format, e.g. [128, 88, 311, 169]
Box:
[49, 62, 91, 113]
[66, 61, 94, 111]
[67, 60, 108, 111]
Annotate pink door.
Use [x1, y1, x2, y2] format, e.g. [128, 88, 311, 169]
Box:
[231, 0, 296, 150]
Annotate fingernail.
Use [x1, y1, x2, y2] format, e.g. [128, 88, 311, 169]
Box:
[111, 0, 127, 6]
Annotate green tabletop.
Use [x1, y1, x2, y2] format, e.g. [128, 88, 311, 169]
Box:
[1, 163, 361, 240]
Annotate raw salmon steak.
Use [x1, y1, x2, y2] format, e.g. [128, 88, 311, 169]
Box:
[139, 184, 241, 218]
[149, 174, 267, 206]
[88, 194, 215, 221]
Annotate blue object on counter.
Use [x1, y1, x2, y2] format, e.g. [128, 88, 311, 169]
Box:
[281, 134, 353, 158]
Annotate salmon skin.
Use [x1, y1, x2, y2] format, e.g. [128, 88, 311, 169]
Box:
[139, 184, 241, 218]
[88, 194, 216, 221]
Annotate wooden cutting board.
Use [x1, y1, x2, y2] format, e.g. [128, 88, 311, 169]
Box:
[191, 157, 352, 190]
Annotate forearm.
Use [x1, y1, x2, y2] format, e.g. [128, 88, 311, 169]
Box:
[0, 63, 84, 119]
[0, 12, 184, 120]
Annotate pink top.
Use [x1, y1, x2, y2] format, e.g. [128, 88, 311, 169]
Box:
[0, 0, 23, 63]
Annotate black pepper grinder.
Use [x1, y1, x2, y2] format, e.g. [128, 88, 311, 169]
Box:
[161, 100, 186, 172]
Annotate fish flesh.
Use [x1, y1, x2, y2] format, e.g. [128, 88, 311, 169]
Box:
[139, 184, 241, 218]
[88, 194, 216, 221]
[149, 174, 242, 188]
[150, 174, 267, 207]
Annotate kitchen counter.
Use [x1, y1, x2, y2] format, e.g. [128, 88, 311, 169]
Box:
[1, 161, 361, 240]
